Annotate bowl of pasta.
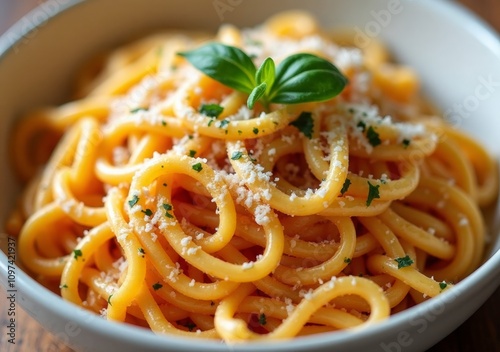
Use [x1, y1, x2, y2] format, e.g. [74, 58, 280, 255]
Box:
[1, 0, 500, 351]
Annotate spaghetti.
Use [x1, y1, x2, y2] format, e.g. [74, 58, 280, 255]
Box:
[6, 11, 498, 342]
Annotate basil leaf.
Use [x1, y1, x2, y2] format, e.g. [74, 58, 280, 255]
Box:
[247, 82, 267, 109]
[256, 57, 276, 94]
[269, 53, 347, 104]
[179, 43, 348, 109]
[178, 43, 256, 94]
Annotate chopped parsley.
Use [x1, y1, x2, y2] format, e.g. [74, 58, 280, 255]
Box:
[72, 249, 82, 260]
[357, 120, 366, 132]
[107, 294, 113, 306]
[247, 151, 257, 163]
[343, 257, 352, 264]
[152, 282, 163, 291]
[394, 255, 414, 269]
[161, 120, 167, 127]
[366, 126, 381, 147]
[402, 139, 411, 148]
[141, 208, 153, 217]
[130, 107, 148, 113]
[219, 119, 230, 128]
[164, 212, 174, 219]
[199, 103, 224, 118]
[186, 322, 196, 331]
[252, 127, 259, 135]
[231, 151, 243, 160]
[192, 163, 203, 172]
[366, 181, 380, 206]
[138, 247, 146, 257]
[189, 150, 197, 157]
[59, 284, 68, 289]
[340, 178, 351, 196]
[162, 203, 174, 218]
[258, 313, 267, 325]
[290, 111, 314, 139]
[128, 195, 140, 208]
[439, 281, 448, 291]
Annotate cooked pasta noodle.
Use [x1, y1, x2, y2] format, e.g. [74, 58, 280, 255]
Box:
[5, 11, 498, 342]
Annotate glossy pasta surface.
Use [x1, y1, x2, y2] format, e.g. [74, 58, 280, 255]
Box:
[6, 11, 498, 342]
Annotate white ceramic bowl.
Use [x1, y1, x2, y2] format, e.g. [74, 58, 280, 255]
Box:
[1, 1, 500, 351]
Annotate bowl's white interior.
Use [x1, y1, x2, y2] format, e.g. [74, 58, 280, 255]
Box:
[1, 0, 500, 351]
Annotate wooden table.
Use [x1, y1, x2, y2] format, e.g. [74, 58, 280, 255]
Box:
[1, 1, 500, 351]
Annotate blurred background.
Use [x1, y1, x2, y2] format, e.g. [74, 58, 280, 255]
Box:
[0, 0, 499, 34]
[0, 0, 41, 33]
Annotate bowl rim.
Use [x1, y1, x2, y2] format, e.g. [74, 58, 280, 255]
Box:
[0, 0, 84, 60]
[1, 0, 500, 350]
[1, 249, 500, 350]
